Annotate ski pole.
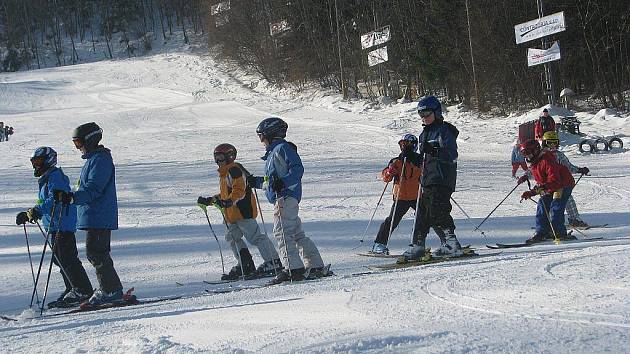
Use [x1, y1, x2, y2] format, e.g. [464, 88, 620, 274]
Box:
[40, 203, 65, 315]
[386, 157, 407, 246]
[275, 193, 292, 282]
[29, 202, 55, 309]
[199, 204, 225, 276]
[23, 224, 40, 306]
[34, 221, 76, 289]
[474, 183, 520, 231]
[216, 206, 245, 281]
[253, 189, 268, 238]
[528, 197, 560, 244]
[451, 196, 488, 239]
[410, 180, 422, 244]
[353, 181, 390, 249]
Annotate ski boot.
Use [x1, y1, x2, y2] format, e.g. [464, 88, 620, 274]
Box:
[85, 288, 124, 307]
[568, 219, 589, 228]
[47, 288, 71, 308]
[525, 233, 547, 244]
[269, 268, 306, 284]
[370, 242, 389, 255]
[52, 288, 92, 308]
[256, 258, 284, 277]
[222, 248, 257, 280]
[397, 240, 427, 264]
[432, 229, 463, 257]
[307, 265, 332, 278]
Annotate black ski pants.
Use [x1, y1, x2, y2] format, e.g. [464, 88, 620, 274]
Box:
[375, 200, 422, 245]
[85, 229, 122, 293]
[51, 231, 93, 294]
[418, 185, 456, 235]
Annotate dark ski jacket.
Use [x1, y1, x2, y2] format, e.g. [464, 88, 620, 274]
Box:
[418, 120, 459, 192]
[74, 146, 118, 230]
[35, 167, 77, 232]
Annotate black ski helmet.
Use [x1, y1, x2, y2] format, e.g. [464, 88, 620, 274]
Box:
[72, 122, 102, 150]
[30, 146, 57, 177]
[213, 143, 237, 164]
[256, 117, 288, 141]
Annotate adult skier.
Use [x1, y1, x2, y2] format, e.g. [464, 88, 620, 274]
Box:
[518, 139, 576, 243]
[402, 95, 464, 260]
[0, 122, 4, 142]
[534, 108, 556, 142]
[371, 134, 423, 255]
[16, 147, 93, 307]
[541, 131, 590, 227]
[247, 117, 327, 283]
[53, 122, 125, 306]
[197, 143, 283, 280]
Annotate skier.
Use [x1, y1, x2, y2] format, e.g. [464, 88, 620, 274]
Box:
[511, 139, 527, 178]
[402, 95, 464, 260]
[53, 122, 125, 306]
[371, 134, 423, 255]
[0, 122, 4, 142]
[15, 147, 93, 307]
[541, 131, 590, 227]
[197, 143, 283, 280]
[534, 108, 556, 142]
[518, 139, 576, 244]
[247, 117, 327, 283]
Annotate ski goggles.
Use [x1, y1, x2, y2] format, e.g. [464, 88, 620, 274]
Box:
[72, 138, 84, 149]
[214, 153, 227, 163]
[30, 156, 45, 169]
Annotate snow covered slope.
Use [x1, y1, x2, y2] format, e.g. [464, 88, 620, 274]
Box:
[1, 53, 629, 353]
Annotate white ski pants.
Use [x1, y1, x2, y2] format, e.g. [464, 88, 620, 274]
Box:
[226, 218, 279, 265]
[273, 197, 324, 270]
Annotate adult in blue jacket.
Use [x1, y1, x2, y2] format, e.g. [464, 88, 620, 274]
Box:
[248, 117, 326, 284]
[402, 96, 464, 261]
[16, 147, 93, 307]
[54, 122, 124, 307]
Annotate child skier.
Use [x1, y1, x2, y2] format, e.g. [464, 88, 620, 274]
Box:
[518, 139, 576, 244]
[247, 117, 327, 284]
[16, 147, 93, 307]
[197, 143, 283, 280]
[541, 131, 590, 227]
[371, 134, 423, 255]
[511, 140, 527, 178]
[54, 122, 125, 307]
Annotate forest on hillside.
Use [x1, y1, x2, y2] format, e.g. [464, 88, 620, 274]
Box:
[1, 0, 628, 111]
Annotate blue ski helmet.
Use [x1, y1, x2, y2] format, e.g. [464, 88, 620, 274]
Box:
[256, 117, 288, 141]
[398, 133, 418, 152]
[30, 146, 57, 177]
[417, 95, 443, 119]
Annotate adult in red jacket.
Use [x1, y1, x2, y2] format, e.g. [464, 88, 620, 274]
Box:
[518, 140, 575, 244]
[534, 109, 556, 141]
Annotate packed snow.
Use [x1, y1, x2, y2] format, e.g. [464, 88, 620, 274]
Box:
[1, 50, 629, 353]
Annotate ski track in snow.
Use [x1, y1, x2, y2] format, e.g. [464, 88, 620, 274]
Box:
[1, 51, 629, 353]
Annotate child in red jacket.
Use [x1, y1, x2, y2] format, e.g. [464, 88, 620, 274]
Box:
[518, 139, 576, 244]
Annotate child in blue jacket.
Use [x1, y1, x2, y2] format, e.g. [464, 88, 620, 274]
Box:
[16, 147, 93, 307]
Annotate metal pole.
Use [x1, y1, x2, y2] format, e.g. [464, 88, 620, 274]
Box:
[537, 0, 555, 105]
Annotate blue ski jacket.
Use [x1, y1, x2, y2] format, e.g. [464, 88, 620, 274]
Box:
[35, 167, 77, 232]
[253, 139, 303, 204]
[74, 147, 118, 230]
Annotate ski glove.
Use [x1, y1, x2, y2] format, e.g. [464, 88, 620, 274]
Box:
[216, 199, 233, 208]
[53, 190, 73, 204]
[577, 167, 589, 175]
[423, 141, 439, 156]
[26, 208, 42, 223]
[520, 190, 537, 200]
[271, 177, 284, 192]
[246, 175, 259, 188]
[16, 212, 29, 225]
[384, 165, 400, 178]
[197, 196, 215, 206]
[516, 174, 529, 185]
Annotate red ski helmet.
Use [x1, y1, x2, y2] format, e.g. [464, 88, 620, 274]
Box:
[213, 143, 237, 164]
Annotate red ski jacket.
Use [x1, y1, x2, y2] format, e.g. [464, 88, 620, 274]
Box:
[529, 151, 575, 193]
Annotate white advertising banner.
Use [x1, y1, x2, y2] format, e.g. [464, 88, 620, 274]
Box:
[211, 1, 230, 16]
[361, 26, 391, 50]
[269, 19, 291, 36]
[527, 41, 561, 67]
[514, 12, 565, 44]
[367, 46, 388, 67]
